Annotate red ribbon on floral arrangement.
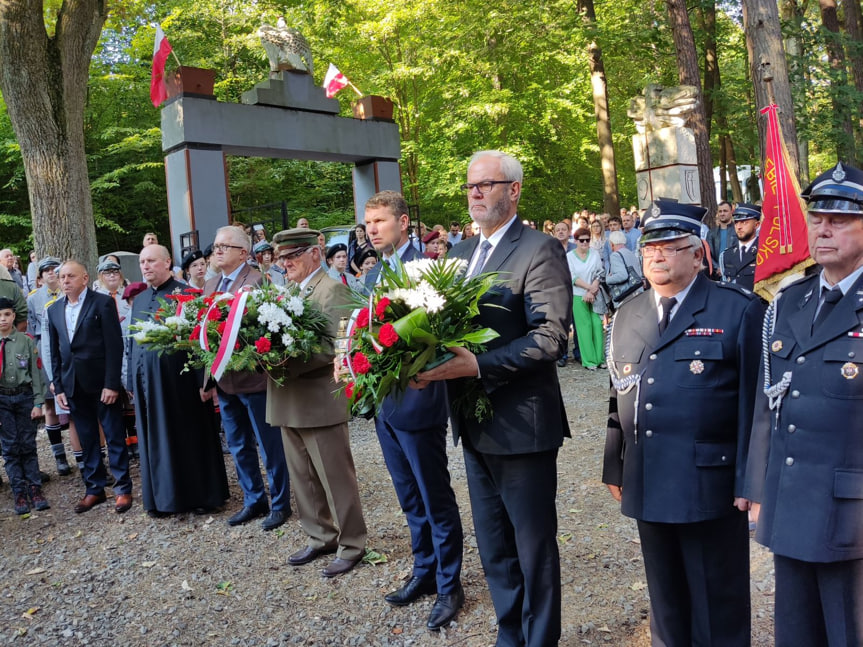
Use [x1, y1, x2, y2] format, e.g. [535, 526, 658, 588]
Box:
[210, 290, 250, 381]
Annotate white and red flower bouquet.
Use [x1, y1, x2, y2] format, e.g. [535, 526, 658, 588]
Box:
[342, 257, 499, 420]
[129, 283, 330, 382]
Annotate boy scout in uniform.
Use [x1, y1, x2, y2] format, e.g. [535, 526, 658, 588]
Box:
[0, 296, 49, 514]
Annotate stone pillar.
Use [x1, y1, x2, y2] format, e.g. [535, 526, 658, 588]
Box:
[352, 161, 403, 222]
[633, 127, 701, 209]
[164, 147, 230, 263]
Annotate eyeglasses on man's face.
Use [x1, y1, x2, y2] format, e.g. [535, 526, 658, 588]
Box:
[213, 243, 244, 253]
[641, 244, 693, 258]
[278, 247, 312, 262]
[460, 180, 514, 195]
[577, 238, 590, 243]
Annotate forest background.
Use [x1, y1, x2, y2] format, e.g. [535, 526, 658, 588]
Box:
[0, 0, 859, 260]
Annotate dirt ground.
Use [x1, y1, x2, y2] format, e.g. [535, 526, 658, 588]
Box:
[0, 363, 775, 646]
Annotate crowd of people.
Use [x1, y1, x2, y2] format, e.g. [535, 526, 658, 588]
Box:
[1, 152, 861, 646]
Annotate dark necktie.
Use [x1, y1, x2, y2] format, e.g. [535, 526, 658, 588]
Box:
[658, 296, 677, 335]
[468, 240, 493, 278]
[0, 337, 6, 380]
[813, 287, 843, 332]
[218, 276, 231, 292]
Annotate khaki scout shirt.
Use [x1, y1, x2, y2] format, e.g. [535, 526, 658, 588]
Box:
[0, 331, 45, 407]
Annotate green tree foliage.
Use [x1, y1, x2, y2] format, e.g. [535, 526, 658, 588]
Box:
[0, 0, 859, 256]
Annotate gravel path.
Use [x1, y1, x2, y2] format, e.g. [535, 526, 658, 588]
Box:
[1, 364, 775, 646]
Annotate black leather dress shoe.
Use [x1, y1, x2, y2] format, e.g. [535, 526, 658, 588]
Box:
[227, 501, 269, 526]
[321, 556, 361, 578]
[426, 585, 465, 631]
[260, 509, 291, 531]
[385, 576, 437, 606]
[288, 545, 336, 566]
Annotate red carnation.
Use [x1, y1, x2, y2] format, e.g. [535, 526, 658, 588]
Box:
[235, 341, 240, 351]
[190, 325, 201, 340]
[345, 382, 355, 399]
[186, 288, 204, 295]
[255, 337, 272, 353]
[217, 321, 227, 334]
[356, 308, 370, 329]
[378, 323, 399, 347]
[196, 307, 207, 321]
[375, 297, 391, 319]
[352, 351, 371, 374]
[207, 308, 221, 321]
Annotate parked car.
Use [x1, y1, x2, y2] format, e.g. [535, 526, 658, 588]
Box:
[320, 225, 354, 250]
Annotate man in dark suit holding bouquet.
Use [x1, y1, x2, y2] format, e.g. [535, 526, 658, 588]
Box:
[417, 151, 572, 646]
[363, 190, 464, 630]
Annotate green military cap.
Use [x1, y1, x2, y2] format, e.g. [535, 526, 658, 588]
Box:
[272, 228, 321, 253]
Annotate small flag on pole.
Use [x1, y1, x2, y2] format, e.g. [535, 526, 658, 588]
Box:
[323, 63, 350, 98]
[150, 26, 173, 107]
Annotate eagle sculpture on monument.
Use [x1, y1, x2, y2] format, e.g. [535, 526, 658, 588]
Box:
[258, 17, 314, 76]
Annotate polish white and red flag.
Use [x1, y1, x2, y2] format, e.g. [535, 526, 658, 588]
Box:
[150, 26, 173, 107]
[323, 63, 349, 98]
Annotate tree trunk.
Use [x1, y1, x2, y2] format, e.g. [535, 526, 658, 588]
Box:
[697, 0, 718, 141]
[842, 0, 863, 152]
[725, 136, 744, 202]
[666, 0, 716, 214]
[780, 0, 810, 182]
[819, 0, 857, 163]
[719, 136, 728, 206]
[741, 0, 802, 183]
[578, 0, 620, 216]
[0, 0, 106, 272]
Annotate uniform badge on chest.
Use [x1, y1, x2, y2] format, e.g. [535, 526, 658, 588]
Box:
[623, 364, 632, 375]
[841, 362, 859, 380]
[689, 359, 705, 374]
[771, 340, 783, 352]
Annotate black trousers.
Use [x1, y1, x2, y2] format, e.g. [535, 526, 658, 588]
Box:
[637, 512, 750, 646]
[774, 554, 863, 647]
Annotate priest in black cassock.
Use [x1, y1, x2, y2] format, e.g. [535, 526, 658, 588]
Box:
[128, 244, 229, 517]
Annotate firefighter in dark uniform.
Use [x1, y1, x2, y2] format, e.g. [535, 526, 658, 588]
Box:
[603, 199, 764, 646]
[721, 203, 762, 291]
[745, 161, 863, 646]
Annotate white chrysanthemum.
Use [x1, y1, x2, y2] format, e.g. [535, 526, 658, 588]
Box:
[443, 258, 468, 274]
[133, 331, 149, 342]
[281, 333, 294, 347]
[135, 320, 163, 332]
[164, 316, 188, 328]
[403, 258, 436, 282]
[283, 296, 304, 316]
[388, 283, 446, 313]
[213, 292, 234, 303]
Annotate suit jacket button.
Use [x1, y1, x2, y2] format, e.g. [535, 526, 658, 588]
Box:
[796, 356, 806, 364]
[694, 350, 701, 356]
[649, 354, 657, 360]
[787, 424, 796, 433]
[645, 403, 653, 411]
[647, 377, 655, 384]
[785, 457, 794, 466]
[791, 390, 800, 398]
[645, 430, 653, 438]
[721, 455, 727, 461]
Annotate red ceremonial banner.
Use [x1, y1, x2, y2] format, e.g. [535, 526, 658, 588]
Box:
[753, 104, 813, 301]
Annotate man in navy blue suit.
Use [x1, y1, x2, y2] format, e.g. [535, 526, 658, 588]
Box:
[47, 260, 132, 514]
[417, 152, 572, 646]
[363, 190, 464, 631]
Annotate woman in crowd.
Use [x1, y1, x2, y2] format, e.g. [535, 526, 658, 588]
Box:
[348, 224, 373, 275]
[566, 227, 605, 371]
[542, 220, 555, 236]
[181, 250, 208, 289]
[589, 219, 609, 270]
[605, 230, 644, 308]
[92, 254, 130, 292]
[422, 230, 448, 259]
[253, 241, 286, 286]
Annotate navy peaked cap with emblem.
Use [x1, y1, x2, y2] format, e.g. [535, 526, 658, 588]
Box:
[180, 249, 204, 272]
[253, 241, 273, 255]
[801, 162, 863, 215]
[640, 200, 707, 244]
[733, 203, 762, 221]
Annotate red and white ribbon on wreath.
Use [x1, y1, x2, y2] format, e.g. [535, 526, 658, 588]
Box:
[209, 290, 250, 381]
